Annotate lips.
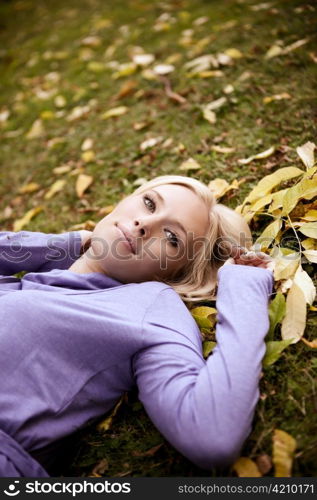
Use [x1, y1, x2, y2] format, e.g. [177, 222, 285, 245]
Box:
[116, 223, 136, 254]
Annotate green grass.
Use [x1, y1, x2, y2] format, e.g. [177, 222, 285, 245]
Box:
[0, 0, 316, 477]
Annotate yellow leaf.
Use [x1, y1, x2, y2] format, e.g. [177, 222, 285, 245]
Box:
[112, 62, 137, 79]
[25, 119, 44, 139]
[244, 167, 303, 205]
[81, 150, 96, 163]
[191, 306, 217, 329]
[101, 106, 128, 119]
[202, 108, 216, 124]
[87, 61, 105, 72]
[140, 136, 164, 151]
[179, 158, 201, 172]
[132, 53, 155, 66]
[244, 193, 273, 214]
[303, 250, 317, 263]
[18, 182, 40, 194]
[255, 218, 282, 250]
[282, 177, 317, 215]
[265, 45, 283, 59]
[301, 210, 317, 221]
[281, 283, 307, 344]
[296, 141, 316, 170]
[301, 238, 317, 250]
[273, 429, 297, 477]
[238, 146, 276, 165]
[54, 95, 67, 108]
[53, 165, 72, 175]
[210, 145, 235, 153]
[301, 337, 317, 348]
[298, 222, 317, 238]
[272, 249, 300, 281]
[97, 397, 124, 432]
[224, 48, 243, 59]
[263, 93, 291, 104]
[233, 457, 262, 477]
[293, 266, 316, 305]
[269, 189, 289, 211]
[44, 179, 66, 200]
[81, 138, 94, 151]
[76, 174, 93, 198]
[208, 178, 230, 199]
[13, 206, 44, 232]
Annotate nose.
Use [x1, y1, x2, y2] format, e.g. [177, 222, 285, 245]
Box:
[134, 219, 146, 237]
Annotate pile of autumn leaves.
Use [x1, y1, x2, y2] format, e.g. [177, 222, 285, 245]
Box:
[191, 141, 316, 477]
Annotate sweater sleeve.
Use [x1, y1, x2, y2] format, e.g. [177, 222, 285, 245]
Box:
[0, 230, 82, 276]
[132, 265, 274, 470]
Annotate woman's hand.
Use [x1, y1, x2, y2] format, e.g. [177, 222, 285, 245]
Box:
[223, 246, 275, 272]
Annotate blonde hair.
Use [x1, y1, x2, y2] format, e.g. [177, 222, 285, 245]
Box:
[132, 175, 252, 306]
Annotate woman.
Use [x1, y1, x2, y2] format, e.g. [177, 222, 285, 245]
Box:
[0, 175, 274, 477]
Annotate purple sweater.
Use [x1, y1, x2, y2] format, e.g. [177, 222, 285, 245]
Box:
[0, 231, 273, 477]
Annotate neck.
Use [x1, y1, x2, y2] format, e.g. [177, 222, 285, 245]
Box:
[68, 248, 102, 274]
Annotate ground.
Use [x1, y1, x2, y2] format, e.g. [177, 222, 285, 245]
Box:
[0, 0, 316, 477]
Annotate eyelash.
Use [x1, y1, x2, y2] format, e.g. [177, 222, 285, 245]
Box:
[143, 194, 179, 248]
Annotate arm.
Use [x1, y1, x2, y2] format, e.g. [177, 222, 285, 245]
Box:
[132, 265, 274, 470]
[0, 230, 83, 276]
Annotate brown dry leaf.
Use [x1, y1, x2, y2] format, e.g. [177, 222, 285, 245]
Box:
[91, 458, 108, 477]
[114, 80, 137, 100]
[132, 443, 163, 457]
[44, 179, 66, 200]
[76, 174, 93, 198]
[133, 121, 151, 131]
[179, 158, 201, 171]
[296, 141, 316, 170]
[101, 106, 128, 119]
[233, 457, 262, 477]
[26, 119, 44, 139]
[273, 429, 297, 477]
[13, 206, 44, 232]
[98, 205, 115, 216]
[69, 220, 96, 231]
[255, 454, 272, 475]
[18, 182, 40, 194]
[281, 283, 307, 344]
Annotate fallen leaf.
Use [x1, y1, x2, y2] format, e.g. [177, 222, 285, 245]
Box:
[267, 292, 286, 339]
[293, 266, 316, 305]
[233, 457, 262, 477]
[140, 136, 164, 151]
[204, 96, 227, 111]
[263, 93, 291, 104]
[66, 105, 90, 122]
[238, 146, 276, 165]
[303, 250, 317, 263]
[273, 429, 296, 477]
[153, 64, 175, 75]
[76, 174, 93, 198]
[224, 48, 243, 59]
[25, 119, 44, 139]
[179, 157, 201, 171]
[97, 397, 124, 432]
[132, 443, 163, 457]
[255, 218, 282, 249]
[296, 141, 316, 170]
[44, 179, 66, 200]
[211, 145, 235, 153]
[81, 35, 102, 47]
[112, 62, 137, 79]
[202, 108, 216, 124]
[298, 222, 317, 239]
[208, 178, 230, 199]
[18, 182, 40, 194]
[13, 206, 44, 232]
[281, 283, 307, 343]
[53, 165, 72, 175]
[114, 80, 137, 100]
[301, 337, 317, 348]
[101, 106, 128, 119]
[132, 53, 155, 66]
[81, 138, 94, 151]
[191, 306, 217, 329]
[81, 150, 96, 163]
[54, 95, 66, 108]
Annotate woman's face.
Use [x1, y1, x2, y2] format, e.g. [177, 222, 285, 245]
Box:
[89, 184, 209, 283]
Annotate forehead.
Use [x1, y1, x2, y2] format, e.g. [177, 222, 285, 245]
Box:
[150, 184, 209, 238]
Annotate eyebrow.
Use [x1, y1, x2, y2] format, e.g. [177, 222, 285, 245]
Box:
[151, 189, 187, 237]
